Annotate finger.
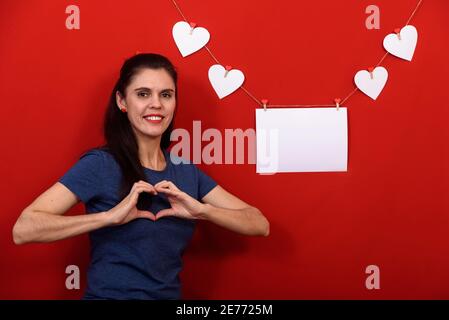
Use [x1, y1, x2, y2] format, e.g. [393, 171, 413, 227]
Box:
[155, 182, 177, 193]
[130, 182, 140, 194]
[134, 185, 158, 195]
[155, 186, 180, 197]
[155, 180, 180, 191]
[156, 208, 177, 219]
[166, 181, 180, 191]
[128, 186, 157, 204]
[136, 210, 156, 221]
[130, 181, 148, 196]
[154, 180, 168, 188]
[132, 180, 156, 193]
[136, 180, 156, 188]
[131, 188, 152, 205]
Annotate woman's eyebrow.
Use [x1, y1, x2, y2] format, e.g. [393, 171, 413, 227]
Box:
[134, 87, 175, 92]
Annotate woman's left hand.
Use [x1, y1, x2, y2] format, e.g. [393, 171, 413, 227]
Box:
[154, 180, 205, 220]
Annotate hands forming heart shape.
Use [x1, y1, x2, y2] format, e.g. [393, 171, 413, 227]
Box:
[107, 180, 206, 226]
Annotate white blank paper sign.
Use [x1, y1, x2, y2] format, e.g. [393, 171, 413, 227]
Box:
[255, 107, 348, 173]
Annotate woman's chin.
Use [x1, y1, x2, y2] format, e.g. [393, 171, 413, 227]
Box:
[133, 127, 164, 140]
[143, 131, 163, 138]
[144, 128, 166, 138]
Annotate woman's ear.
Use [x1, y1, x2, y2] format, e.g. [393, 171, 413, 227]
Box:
[115, 91, 127, 110]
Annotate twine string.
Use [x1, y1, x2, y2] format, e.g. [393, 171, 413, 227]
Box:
[170, 0, 423, 108]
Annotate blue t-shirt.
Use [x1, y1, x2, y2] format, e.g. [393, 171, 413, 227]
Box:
[58, 148, 218, 300]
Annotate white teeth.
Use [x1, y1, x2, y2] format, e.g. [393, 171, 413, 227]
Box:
[144, 116, 162, 120]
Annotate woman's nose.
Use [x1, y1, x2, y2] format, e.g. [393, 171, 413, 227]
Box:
[150, 96, 162, 108]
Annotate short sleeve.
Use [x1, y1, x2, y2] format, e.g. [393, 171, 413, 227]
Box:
[58, 149, 105, 204]
[195, 165, 218, 200]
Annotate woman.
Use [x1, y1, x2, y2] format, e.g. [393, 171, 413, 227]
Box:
[12, 53, 269, 300]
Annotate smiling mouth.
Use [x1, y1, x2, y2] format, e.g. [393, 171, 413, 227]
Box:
[143, 114, 164, 123]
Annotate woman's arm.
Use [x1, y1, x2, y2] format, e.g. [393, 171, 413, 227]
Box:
[13, 180, 157, 244]
[12, 182, 111, 244]
[153, 181, 270, 237]
[199, 186, 270, 237]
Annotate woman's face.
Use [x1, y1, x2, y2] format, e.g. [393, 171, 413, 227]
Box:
[116, 68, 176, 141]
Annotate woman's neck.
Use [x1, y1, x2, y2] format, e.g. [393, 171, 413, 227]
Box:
[136, 135, 166, 170]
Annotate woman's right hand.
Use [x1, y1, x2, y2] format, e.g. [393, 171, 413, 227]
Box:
[106, 180, 158, 226]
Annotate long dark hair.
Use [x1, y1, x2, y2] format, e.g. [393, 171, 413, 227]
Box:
[98, 53, 178, 199]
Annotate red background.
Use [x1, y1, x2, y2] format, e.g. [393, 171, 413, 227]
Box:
[1, 0, 448, 299]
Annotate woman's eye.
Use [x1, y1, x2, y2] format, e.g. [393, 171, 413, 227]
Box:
[162, 93, 172, 98]
[137, 92, 148, 97]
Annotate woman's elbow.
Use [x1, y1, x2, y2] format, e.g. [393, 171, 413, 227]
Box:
[253, 207, 270, 237]
[12, 223, 25, 245]
[12, 212, 32, 245]
[262, 217, 270, 237]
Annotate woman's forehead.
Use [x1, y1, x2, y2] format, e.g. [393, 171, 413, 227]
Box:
[129, 68, 175, 90]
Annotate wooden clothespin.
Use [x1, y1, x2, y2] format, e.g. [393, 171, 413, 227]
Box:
[261, 99, 268, 112]
[189, 22, 196, 35]
[334, 98, 341, 111]
[394, 28, 402, 41]
[368, 67, 375, 80]
[224, 65, 232, 78]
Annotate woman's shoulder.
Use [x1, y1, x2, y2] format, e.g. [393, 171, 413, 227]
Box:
[79, 146, 117, 166]
[74, 147, 124, 181]
[80, 146, 106, 158]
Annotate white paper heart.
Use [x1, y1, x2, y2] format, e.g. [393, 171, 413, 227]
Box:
[354, 67, 388, 100]
[383, 25, 418, 61]
[208, 64, 245, 99]
[172, 21, 210, 57]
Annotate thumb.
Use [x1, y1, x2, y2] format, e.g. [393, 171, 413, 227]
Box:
[156, 208, 177, 220]
[136, 209, 156, 221]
